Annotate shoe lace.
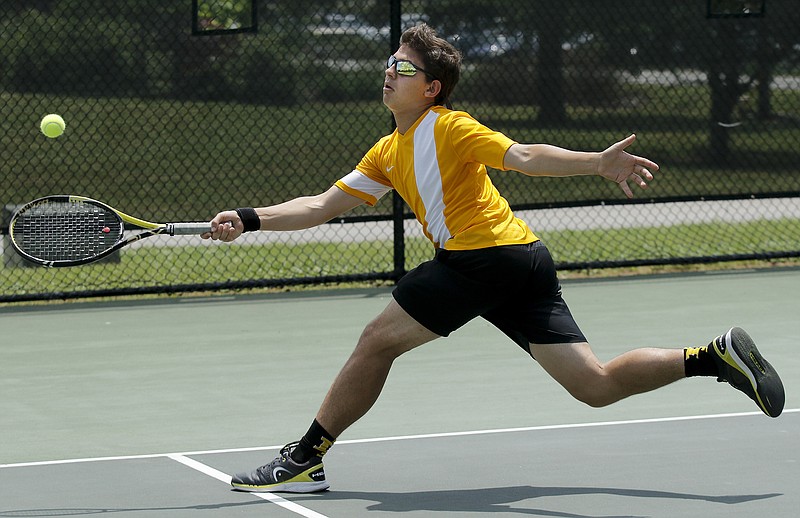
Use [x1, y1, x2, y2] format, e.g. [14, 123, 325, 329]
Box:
[255, 441, 300, 479]
[279, 441, 300, 458]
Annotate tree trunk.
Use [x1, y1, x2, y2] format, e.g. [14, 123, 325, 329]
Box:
[535, 5, 567, 125]
[708, 22, 740, 164]
[756, 24, 773, 121]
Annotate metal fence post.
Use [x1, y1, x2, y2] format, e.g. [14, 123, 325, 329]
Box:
[390, 0, 406, 281]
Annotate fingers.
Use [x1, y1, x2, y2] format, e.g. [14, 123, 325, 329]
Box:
[614, 133, 637, 151]
[609, 134, 659, 199]
[618, 169, 652, 198]
[632, 155, 659, 174]
[201, 210, 244, 242]
[618, 178, 634, 199]
[614, 133, 660, 173]
[617, 159, 656, 198]
[632, 172, 649, 188]
[632, 163, 654, 182]
[212, 221, 241, 241]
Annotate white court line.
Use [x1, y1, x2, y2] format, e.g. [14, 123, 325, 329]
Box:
[2, 408, 797, 470]
[168, 454, 330, 518]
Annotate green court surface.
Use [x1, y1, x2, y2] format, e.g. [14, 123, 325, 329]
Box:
[1, 268, 798, 517]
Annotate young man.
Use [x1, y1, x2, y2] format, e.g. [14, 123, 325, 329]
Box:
[204, 24, 785, 493]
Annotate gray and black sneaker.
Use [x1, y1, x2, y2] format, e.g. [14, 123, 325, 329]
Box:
[709, 327, 785, 418]
[230, 442, 329, 493]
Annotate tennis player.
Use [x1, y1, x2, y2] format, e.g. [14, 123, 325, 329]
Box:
[204, 24, 785, 493]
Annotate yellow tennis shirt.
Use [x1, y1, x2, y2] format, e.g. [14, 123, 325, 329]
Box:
[335, 106, 537, 250]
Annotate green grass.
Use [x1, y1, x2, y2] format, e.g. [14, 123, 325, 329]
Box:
[3, 217, 799, 301]
[1, 84, 798, 301]
[2, 85, 799, 219]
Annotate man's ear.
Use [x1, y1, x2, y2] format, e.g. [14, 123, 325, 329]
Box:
[424, 79, 442, 100]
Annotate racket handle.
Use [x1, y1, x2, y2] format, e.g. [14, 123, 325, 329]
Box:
[167, 222, 213, 235]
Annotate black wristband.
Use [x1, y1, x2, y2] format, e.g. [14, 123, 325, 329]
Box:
[235, 207, 260, 233]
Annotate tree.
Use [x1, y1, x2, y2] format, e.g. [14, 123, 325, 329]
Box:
[700, 4, 799, 161]
[589, 0, 800, 161]
[532, 3, 568, 124]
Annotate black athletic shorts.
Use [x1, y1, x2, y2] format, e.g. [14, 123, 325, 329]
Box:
[392, 240, 586, 354]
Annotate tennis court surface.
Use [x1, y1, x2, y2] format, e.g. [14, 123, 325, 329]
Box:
[2, 268, 798, 517]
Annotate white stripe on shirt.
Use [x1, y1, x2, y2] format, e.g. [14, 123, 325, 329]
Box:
[414, 110, 450, 246]
[338, 170, 392, 203]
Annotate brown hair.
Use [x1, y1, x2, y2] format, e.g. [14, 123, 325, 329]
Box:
[400, 24, 462, 107]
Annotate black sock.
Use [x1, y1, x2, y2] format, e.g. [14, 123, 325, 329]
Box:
[684, 346, 718, 377]
[291, 419, 336, 464]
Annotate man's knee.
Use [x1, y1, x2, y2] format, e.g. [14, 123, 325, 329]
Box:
[561, 363, 620, 408]
[531, 342, 621, 408]
[569, 384, 617, 408]
[354, 321, 398, 359]
[354, 300, 439, 360]
[560, 367, 619, 408]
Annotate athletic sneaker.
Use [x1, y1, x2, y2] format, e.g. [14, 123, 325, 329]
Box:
[230, 442, 329, 493]
[709, 327, 785, 418]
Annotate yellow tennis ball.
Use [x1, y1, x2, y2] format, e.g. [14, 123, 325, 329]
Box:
[40, 114, 66, 138]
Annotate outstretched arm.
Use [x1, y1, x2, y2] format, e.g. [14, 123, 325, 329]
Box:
[503, 134, 659, 198]
[203, 186, 365, 242]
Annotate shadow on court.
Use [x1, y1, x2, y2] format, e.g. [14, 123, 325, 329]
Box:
[1, 486, 781, 518]
[294, 486, 782, 515]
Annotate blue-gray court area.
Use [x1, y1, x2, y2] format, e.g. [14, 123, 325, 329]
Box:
[1, 268, 798, 517]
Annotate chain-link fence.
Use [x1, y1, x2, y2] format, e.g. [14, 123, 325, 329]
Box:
[1, 0, 799, 302]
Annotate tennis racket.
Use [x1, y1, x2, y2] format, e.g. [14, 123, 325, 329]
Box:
[9, 195, 211, 267]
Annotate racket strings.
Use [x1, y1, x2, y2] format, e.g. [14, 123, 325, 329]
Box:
[13, 201, 122, 262]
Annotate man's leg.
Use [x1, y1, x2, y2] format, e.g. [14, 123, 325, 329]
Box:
[230, 299, 439, 493]
[531, 329, 784, 416]
[316, 298, 440, 437]
[530, 341, 685, 408]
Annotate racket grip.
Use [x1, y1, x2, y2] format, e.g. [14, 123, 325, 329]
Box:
[167, 222, 213, 235]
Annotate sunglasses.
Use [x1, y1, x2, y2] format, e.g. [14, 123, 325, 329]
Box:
[387, 55, 436, 79]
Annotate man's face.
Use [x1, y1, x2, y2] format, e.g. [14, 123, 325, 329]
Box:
[383, 45, 435, 111]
